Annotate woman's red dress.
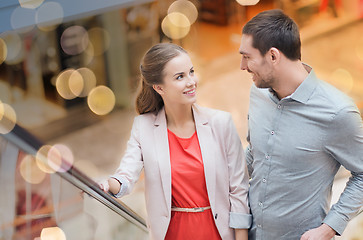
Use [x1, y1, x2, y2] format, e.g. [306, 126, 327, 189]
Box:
[164, 129, 222, 240]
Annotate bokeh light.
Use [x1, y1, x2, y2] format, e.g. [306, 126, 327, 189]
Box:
[329, 68, 354, 94]
[49, 144, 74, 172]
[47, 145, 62, 173]
[0, 38, 7, 64]
[36, 2, 64, 31]
[56, 69, 78, 100]
[69, 70, 84, 97]
[76, 68, 97, 97]
[36, 145, 56, 174]
[19, 0, 44, 9]
[0, 103, 17, 134]
[60, 25, 89, 55]
[10, 6, 36, 32]
[40, 227, 66, 240]
[236, 0, 260, 5]
[162, 12, 191, 40]
[20, 154, 46, 184]
[3, 33, 24, 65]
[168, 0, 198, 25]
[87, 27, 111, 56]
[87, 86, 115, 115]
[0, 100, 3, 121]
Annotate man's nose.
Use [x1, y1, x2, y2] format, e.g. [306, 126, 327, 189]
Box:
[240, 58, 247, 70]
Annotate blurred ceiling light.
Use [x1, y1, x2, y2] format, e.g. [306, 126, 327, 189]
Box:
[126, 6, 150, 30]
[47, 145, 62, 172]
[87, 27, 111, 56]
[329, 68, 354, 94]
[10, 6, 36, 32]
[69, 69, 84, 97]
[0, 100, 3, 121]
[0, 103, 17, 134]
[76, 68, 97, 97]
[60, 25, 89, 55]
[84, 43, 95, 65]
[36, 2, 64, 31]
[168, 0, 198, 25]
[87, 85, 115, 115]
[56, 69, 78, 99]
[19, 0, 44, 9]
[236, 0, 260, 5]
[49, 144, 74, 172]
[20, 154, 46, 184]
[0, 38, 7, 64]
[36, 145, 56, 174]
[41, 227, 66, 240]
[162, 12, 191, 40]
[3, 33, 24, 65]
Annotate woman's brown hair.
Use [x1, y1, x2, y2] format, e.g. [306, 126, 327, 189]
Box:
[136, 43, 187, 114]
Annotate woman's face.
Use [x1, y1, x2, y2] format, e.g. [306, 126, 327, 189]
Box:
[154, 52, 198, 106]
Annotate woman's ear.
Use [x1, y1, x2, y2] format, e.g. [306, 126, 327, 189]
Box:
[153, 85, 164, 95]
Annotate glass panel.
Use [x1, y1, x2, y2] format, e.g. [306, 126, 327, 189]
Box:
[0, 135, 148, 240]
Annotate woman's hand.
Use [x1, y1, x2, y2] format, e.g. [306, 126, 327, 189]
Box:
[98, 178, 121, 196]
[98, 179, 110, 192]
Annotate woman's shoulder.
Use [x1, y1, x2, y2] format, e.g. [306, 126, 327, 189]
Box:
[134, 111, 158, 123]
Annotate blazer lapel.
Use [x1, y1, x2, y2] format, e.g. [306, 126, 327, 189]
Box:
[153, 108, 171, 213]
[193, 105, 216, 209]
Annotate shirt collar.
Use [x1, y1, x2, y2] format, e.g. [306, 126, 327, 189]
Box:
[290, 64, 318, 104]
[268, 64, 318, 104]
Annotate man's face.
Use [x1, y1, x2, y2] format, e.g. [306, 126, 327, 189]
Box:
[239, 34, 275, 88]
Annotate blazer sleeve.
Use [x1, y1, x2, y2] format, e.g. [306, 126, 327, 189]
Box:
[111, 116, 144, 197]
[225, 114, 252, 229]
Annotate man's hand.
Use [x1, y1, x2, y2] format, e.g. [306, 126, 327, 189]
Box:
[300, 223, 336, 240]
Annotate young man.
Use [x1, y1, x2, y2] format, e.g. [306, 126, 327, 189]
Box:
[240, 9, 363, 240]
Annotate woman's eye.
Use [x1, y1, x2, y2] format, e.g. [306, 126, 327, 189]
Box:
[190, 69, 194, 75]
[176, 74, 183, 80]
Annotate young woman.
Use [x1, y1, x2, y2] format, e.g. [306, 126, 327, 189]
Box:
[99, 43, 251, 240]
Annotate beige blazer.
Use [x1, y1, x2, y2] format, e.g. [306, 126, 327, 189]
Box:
[113, 104, 251, 240]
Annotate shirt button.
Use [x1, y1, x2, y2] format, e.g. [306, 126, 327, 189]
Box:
[265, 155, 270, 160]
[277, 105, 281, 109]
[258, 202, 263, 207]
[271, 130, 275, 135]
[257, 224, 262, 228]
[262, 178, 267, 183]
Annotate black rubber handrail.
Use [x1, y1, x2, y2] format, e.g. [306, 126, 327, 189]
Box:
[1, 120, 148, 232]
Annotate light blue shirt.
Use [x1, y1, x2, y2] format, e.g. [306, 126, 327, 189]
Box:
[246, 65, 363, 239]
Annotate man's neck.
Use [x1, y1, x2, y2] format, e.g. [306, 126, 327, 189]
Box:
[273, 61, 309, 100]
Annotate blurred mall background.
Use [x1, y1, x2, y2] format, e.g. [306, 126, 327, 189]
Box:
[0, 0, 363, 239]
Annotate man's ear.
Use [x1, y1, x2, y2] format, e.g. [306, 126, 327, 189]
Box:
[269, 47, 280, 64]
[153, 85, 164, 95]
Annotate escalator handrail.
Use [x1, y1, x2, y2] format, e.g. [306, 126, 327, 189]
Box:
[1, 122, 148, 232]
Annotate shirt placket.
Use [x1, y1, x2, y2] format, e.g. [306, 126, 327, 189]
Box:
[256, 99, 285, 240]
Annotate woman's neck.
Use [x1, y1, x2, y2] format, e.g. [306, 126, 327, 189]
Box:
[164, 103, 195, 138]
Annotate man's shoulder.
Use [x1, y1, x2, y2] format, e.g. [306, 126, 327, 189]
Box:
[314, 79, 356, 111]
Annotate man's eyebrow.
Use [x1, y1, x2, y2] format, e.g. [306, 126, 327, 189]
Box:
[240, 51, 249, 55]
